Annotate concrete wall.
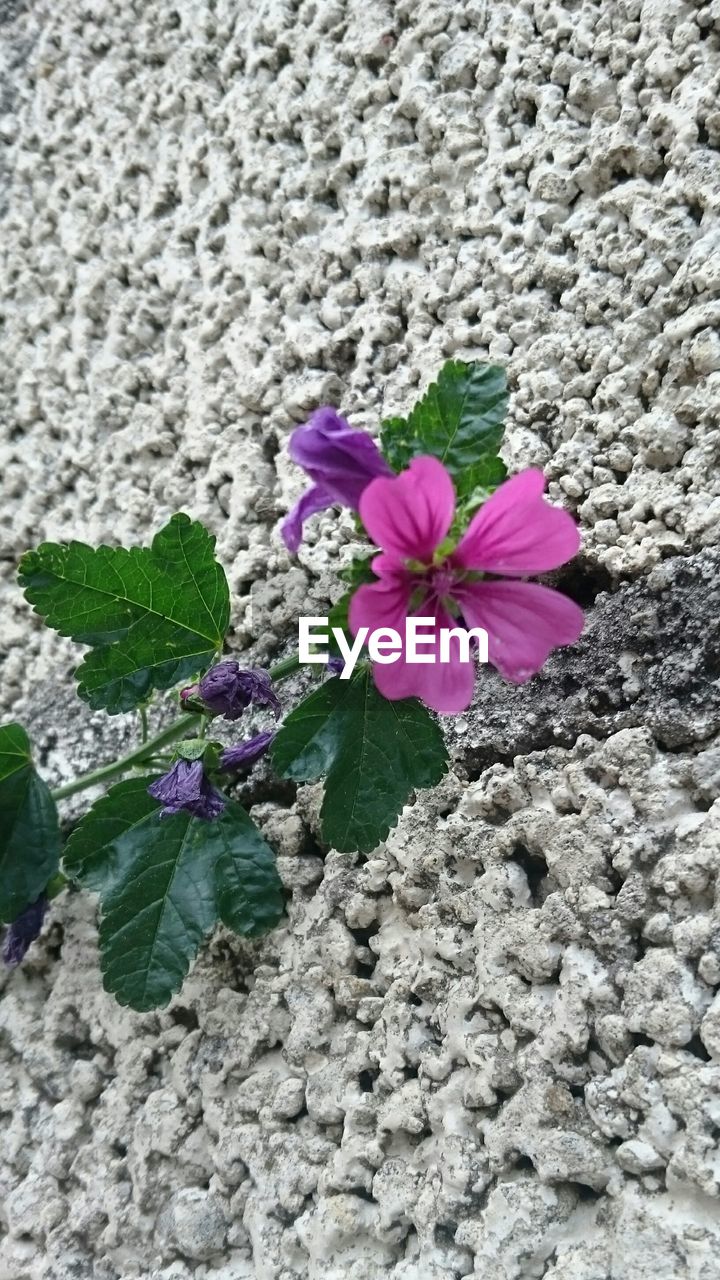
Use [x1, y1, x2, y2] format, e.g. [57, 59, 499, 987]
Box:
[1, 1, 720, 1276]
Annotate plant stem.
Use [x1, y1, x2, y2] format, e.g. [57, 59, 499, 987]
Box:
[46, 871, 69, 900]
[51, 652, 304, 804]
[269, 653, 301, 681]
[51, 713, 200, 801]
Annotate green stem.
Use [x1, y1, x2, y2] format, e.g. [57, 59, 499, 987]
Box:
[51, 652, 304, 804]
[46, 871, 69, 900]
[51, 713, 200, 801]
[139, 705, 149, 743]
[269, 653, 301, 681]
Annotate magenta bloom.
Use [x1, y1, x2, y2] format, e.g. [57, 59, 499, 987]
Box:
[349, 457, 584, 714]
[281, 407, 392, 552]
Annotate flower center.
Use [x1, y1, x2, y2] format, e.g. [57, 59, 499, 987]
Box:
[408, 560, 464, 614]
[427, 564, 457, 598]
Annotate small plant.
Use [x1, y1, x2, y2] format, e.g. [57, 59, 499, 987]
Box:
[1, 361, 583, 1010]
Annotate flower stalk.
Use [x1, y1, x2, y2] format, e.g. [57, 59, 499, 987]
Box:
[50, 652, 302, 802]
[50, 713, 201, 801]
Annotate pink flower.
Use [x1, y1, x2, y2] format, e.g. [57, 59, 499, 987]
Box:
[349, 457, 584, 714]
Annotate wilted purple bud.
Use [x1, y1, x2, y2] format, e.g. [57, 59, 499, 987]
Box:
[327, 657, 344, 675]
[281, 407, 392, 553]
[148, 760, 225, 820]
[238, 669, 281, 718]
[198, 661, 251, 720]
[198, 662, 280, 721]
[220, 731, 275, 772]
[3, 895, 49, 968]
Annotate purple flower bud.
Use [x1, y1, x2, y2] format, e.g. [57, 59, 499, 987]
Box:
[3, 895, 49, 968]
[220, 731, 275, 772]
[239, 669, 281, 718]
[148, 760, 225, 821]
[198, 662, 280, 721]
[326, 657, 344, 675]
[198, 661, 251, 720]
[281, 407, 392, 553]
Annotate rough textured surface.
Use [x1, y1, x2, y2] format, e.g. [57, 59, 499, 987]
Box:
[1, 0, 720, 1277]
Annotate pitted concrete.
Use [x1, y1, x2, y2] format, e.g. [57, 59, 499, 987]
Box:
[2, 1, 720, 1277]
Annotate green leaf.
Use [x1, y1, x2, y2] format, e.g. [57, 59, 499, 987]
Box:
[272, 669, 448, 853]
[0, 723, 61, 923]
[19, 515, 230, 715]
[327, 591, 352, 653]
[174, 738, 212, 761]
[380, 361, 508, 500]
[273, 678, 346, 782]
[339, 554, 377, 589]
[63, 777, 284, 1010]
[172, 739, 223, 773]
[0, 721, 31, 783]
[455, 455, 509, 522]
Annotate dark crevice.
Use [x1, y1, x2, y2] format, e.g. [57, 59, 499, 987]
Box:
[358, 1068, 379, 1092]
[300, 831, 327, 860]
[572, 1182, 603, 1202]
[552, 559, 616, 607]
[351, 1185, 378, 1204]
[684, 1033, 711, 1062]
[464, 751, 519, 782]
[170, 1007, 199, 1031]
[55, 1033, 96, 1060]
[510, 842, 549, 903]
[493, 1082, 522, 1101]
[236, 775, 297, 808]
[654, 737, 718, 759]
[514, 1153, 535, 1172]
[43, 922, 66, 961]
[145, 1049, 163, 1078]
[686, 199, 704, 225]
[348, 923, 380, 948]
[434, 1221, 459, 1246]
[629, 1032, 655, 1048]
[262, 431, 280, 466]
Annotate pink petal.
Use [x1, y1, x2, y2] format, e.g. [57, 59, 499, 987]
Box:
[359, 456, 456, 563]
[349, 565, 413, 638]
[455, 580, 584, 683]
[453, 469, 580, 575]
[371, 605, 476, 715]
